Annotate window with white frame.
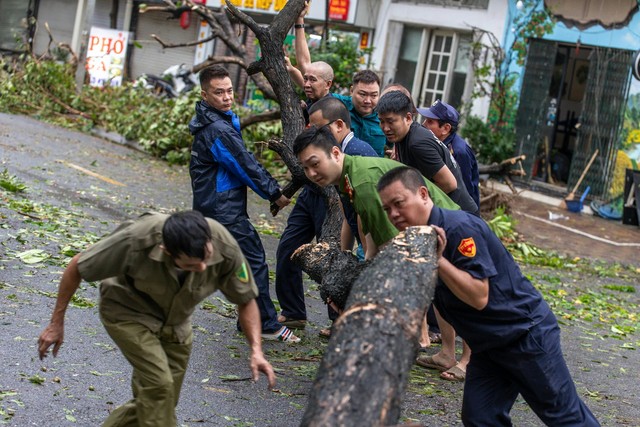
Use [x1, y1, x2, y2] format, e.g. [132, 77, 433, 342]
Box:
[392, 26, 473, 111]
[421, 32, 454, 107]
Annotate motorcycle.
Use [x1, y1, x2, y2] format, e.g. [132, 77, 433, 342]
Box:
[135, 63, 198, 98]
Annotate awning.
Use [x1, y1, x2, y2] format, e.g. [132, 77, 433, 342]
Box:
[544, 0, 639, 30]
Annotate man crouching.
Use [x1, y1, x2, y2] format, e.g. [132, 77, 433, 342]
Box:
[377, 166, 599, 427]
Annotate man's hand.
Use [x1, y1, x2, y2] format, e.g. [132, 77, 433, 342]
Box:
[38, 323, 64, 360]
[326, 297, 343, 315]
[299, 0, 310, 20]
[275, 194, 290, 208]
[432, 225, 447, 261]
[284, 53, 293, 70]
[250, 351, 276, 390]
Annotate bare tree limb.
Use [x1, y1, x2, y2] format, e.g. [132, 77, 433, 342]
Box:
[151, 33, 215, 49]
[240, 109, 281, 128]
[140, 1, 280, 100]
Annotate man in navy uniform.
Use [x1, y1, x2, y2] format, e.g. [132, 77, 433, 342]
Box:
[377, 166, 600, 427]
[419, 100, 480, 208]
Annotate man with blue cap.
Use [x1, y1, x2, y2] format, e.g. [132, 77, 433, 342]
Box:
[418, 100, 480, 208]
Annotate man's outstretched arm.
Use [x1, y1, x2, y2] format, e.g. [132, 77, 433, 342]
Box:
[38, 254, 83, 360]
[294, 1, 311, 73]
[238, 299, 276, 389]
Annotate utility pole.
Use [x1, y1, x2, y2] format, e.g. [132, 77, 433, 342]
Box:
[71, 0, 96, 90]
[323, 0, 329, 52]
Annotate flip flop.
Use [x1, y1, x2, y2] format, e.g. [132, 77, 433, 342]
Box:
[318, 328, 331, 339]
[440, 365, 466, 382]
[261, 326, 301, 343]
[415, 354, 454, 371]
[277, 315, 307, 329]
[428, 331, 442, 344]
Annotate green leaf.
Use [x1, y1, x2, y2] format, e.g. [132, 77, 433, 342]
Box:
[28, 375, 46, 385]
[15, 249, 49, 264]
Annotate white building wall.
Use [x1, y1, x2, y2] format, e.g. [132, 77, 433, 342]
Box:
[371, 0, 509, 120]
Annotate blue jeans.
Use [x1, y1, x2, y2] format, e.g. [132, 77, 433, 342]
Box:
[226, 219, 280, 333]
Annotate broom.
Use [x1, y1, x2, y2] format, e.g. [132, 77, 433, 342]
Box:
[559, 149, 599, 209]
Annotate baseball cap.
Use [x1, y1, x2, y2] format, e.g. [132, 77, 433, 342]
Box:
[416, 100, 459, 127]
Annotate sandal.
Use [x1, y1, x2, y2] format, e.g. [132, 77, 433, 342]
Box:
[440, 365, 466, 382]
[416, 354, 454, 371]
[262, 326, 300, 343]
[277, 315, 307, 329]
[318, 328, 331, 339]
[428, 331, 442, 344]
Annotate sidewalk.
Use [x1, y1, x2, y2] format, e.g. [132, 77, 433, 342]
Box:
[488, 180, 640, 266]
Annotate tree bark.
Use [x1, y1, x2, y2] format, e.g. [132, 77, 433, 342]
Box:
[300, 226, 438, 427]
[478, 155, 526, 176]
[151, 2, 442, 424]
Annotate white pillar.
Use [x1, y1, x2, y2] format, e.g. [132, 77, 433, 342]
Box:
[72, 0, 96, 90]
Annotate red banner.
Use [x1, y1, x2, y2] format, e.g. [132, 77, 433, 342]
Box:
[329, 0, 349, 21]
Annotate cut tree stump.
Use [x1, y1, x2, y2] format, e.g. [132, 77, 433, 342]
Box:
[300, 226, 438, 427]
[292, 240, 367, 310]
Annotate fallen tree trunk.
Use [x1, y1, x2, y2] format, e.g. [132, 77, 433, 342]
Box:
[300, 226, 438, 427]
[478, 154, 526, 175]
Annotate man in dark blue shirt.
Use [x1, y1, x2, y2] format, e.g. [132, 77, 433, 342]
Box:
[377, 166, 600, 427]
[419, 100, 480, 208]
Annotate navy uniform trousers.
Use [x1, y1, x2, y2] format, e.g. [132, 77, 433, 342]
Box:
[275, 187, 327, 320]
[226, 219, 280, 333]
[462, 313, 600, 427]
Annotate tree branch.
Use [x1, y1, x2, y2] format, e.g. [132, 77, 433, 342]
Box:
[240, 109, 281, 128]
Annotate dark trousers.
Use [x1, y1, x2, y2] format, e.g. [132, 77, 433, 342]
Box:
[227, 219, 280, 333]
[275, 187, 326, 320]
[462, 313, 600, 427]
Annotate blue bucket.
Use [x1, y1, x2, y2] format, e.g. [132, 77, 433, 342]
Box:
[565, 186, 590, 213]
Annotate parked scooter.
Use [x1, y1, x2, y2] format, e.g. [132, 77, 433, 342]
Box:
[135, 64, 198, 98]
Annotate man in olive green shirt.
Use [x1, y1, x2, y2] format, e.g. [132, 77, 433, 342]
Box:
[293, 125, 459, 260]
[38, 211, 275, 427]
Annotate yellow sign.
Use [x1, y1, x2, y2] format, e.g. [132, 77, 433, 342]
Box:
[221, 0, 287, 12]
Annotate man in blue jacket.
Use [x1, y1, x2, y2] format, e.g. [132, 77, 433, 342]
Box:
[189, 65, 299, 343]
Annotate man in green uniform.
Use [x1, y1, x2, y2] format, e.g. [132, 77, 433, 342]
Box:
[293, 126, 459, 260]
[38, 211, 275, 427]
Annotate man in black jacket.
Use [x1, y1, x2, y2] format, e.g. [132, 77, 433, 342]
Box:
[377, 91, 478, 215]
[189, 65, 299, 343]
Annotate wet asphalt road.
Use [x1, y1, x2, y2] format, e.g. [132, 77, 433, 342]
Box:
[1, 113, 639, 426]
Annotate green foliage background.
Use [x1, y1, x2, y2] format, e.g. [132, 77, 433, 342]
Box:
[0, 57, 281, 165]
[0, 27, 368, 166]
[307, 33, 370, 93]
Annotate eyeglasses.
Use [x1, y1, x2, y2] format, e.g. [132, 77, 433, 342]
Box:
[320, 120, 337, 131]
[309, 120, 339, 146]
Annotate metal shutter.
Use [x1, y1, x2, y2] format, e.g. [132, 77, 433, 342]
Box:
[570, 47, 633, 200]
[129, 9, 198, 80]
[514, 38, 558, 178]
